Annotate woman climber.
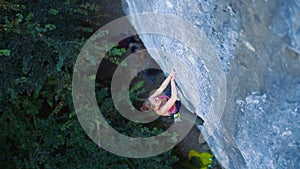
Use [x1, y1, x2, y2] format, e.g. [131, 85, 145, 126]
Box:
[140, 69, 181, 121]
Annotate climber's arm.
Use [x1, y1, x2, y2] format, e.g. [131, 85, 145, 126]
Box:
[170, 76, 178, 99]
[150, 69, 176, 98]
[156, 77, 178, 116]
[156, 97, 177, 116]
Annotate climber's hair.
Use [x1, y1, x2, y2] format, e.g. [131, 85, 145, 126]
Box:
[140, 98, 154, 112]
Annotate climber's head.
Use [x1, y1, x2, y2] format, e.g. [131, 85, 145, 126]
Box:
[140, 97, 162, 112]
[140, 98, 153, 112]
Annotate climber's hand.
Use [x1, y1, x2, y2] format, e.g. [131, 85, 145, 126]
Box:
[171, 73, 176, 81]
[170, 68, 176, 78]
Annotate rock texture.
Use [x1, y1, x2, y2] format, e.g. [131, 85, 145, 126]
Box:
[122, 0, 300, 168]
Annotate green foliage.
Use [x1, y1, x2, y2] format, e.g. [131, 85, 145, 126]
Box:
[130, 81, 147, 102]
[95, 85, 179, 168]
[48, 8, 58, 15]
[1, 0, 99, 97]
[0, 49, 11, 56]
[0, 0, 179, 168]
[106, 43, 127, 66]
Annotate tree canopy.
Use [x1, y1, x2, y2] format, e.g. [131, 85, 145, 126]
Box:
[0, 1, 179, 168]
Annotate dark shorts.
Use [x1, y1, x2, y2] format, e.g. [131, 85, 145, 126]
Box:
[174, 100, 181, 114]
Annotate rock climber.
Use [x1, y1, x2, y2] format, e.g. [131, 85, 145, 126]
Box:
[140, 68, 181, 122]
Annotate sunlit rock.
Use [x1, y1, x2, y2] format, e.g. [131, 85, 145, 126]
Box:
[122, 0, 300, 168]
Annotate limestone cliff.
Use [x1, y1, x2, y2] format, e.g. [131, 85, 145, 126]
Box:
[122, 0, 300, 168]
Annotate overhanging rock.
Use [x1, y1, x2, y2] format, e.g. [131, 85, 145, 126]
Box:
[122, 0, 300, 168]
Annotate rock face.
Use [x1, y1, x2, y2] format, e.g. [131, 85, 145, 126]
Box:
[122, 0, 300, 168]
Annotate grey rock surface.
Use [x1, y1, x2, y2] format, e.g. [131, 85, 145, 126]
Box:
[122, 0, 300, 168]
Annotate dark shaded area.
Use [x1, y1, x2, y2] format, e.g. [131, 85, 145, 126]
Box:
[0, 1, 178, 168]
